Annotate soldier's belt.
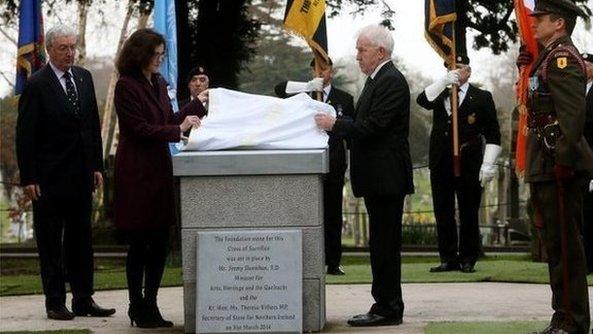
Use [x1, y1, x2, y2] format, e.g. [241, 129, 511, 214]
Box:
[527, 113, 556, 129]
[528, 114, 560, 151]
[460, 136, 481, 152]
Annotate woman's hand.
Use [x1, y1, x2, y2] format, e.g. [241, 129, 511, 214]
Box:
[180, 115, 201, 132]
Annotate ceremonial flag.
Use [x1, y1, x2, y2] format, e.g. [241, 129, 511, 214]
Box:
[15, 0, 45, 96]
[154, 0, 180, 154]
[283, 0, 329, 65]
[513, 0, 538, 175]
[425, 0, 462, 175]
[425, 0, 457, 67]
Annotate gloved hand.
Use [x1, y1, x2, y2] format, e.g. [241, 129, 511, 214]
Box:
[589, 180, 593, 192]
[285, 77, 324, 94]
[554, 164, 575, 183]
[424, 70, 460, 102]
[516, 46, 533, 69]
[479, 144, 502, 187]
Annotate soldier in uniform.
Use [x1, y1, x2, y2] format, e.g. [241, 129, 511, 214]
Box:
[179, 65, 210, 109]
[581, 52, 593, 274]
[275, 58, 355, 275]
[417, 55, 502, 273]
[519, 0, 592, 332]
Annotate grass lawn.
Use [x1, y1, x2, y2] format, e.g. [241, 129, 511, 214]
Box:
[1, 254, 591, 296]
[0, 331, 90, 334]
[327, 254, 593, 285]
[425, 321, 548, 334]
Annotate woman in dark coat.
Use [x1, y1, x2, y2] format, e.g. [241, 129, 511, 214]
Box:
[113, 28, 206, 328]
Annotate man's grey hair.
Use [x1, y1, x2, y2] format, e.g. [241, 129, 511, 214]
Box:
[357, 24, 394, 56]
[45, 25, 77, 49]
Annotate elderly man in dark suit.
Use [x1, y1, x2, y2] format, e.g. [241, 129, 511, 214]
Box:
[316, 24, 413, 327]
[16, 25, 115, 320]
[417, 56, 501, 274]
[275, 57, 355, 275]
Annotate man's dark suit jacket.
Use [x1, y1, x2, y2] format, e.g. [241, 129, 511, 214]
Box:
[16, 64, 103, 199]
[332, 61, 414, 197]
[274, 82, 354, 182]
[417, 84, 501, 171]
[585, 87, 593, 147]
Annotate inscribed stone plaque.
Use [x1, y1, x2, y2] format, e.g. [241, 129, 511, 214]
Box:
[197, 230, 302, 333]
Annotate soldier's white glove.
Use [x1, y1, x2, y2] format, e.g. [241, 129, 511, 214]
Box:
[285, 78, 324, 94]
[479, 144, 502, 187]
[589, 180, 593, 192]
[424, 70, 461, 102]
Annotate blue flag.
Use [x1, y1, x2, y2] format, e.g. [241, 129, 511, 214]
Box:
[425, 0, 457, 67]
[154, 0, 180, 154]
[15, 0, 45, 95]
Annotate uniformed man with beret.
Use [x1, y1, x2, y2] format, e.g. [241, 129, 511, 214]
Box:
[275, 58, 355, 276]
[179, 65, 210, 109]
[581, 52, 593, 274]
[417, 55, 502, 274]
[518, 0, 592, 332]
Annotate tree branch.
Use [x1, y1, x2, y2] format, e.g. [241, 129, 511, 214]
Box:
[0, 71, 15, 89]
[467, 5, 514, 34]
[0, 26, 17, 46]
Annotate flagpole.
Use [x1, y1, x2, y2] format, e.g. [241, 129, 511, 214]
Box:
[450, 30, 461, 177]
[314, 54, 322, 101]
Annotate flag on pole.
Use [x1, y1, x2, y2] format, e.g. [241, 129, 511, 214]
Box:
[15, 0, 45, 96]
[513, 0, 538, 175]
[154, 0, 180, 154]
[424, 0, 457, 67]
[425, 0, 462, 176]
[283, 0, 329, 65]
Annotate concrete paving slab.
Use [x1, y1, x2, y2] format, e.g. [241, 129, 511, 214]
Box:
[1, 283, 590, 333]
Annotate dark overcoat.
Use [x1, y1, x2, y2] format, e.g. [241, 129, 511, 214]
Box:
[113, 73, 205, 230]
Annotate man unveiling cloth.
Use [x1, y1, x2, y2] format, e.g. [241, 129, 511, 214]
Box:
[178, 88, 336, 151]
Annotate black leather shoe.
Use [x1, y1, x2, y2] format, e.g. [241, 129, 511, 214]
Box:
[429, 263, 460, 272]
[72, 298, 116, 317]
[327, 266, 346, 275]
[347, 313, 402, 327]
[47, 305, 75, 320]
[460, 263, 476, 273]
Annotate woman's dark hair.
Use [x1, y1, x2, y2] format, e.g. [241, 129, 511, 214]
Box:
[116, 28, 165, 76]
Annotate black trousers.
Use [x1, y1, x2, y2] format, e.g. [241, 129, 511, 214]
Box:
[363, 194, 404, 318]
[323, 177, 345, 269]
[430, 161, 482, 265]
[583, 188, 593, 273]
[123, 229, 170, 305]
[32, 192, 94, 309]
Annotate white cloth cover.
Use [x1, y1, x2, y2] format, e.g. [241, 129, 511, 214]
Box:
[178, 88, 336, 151]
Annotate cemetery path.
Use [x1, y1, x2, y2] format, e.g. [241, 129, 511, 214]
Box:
[1, 283, 587, 333]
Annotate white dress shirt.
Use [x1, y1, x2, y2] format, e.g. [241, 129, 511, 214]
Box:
[322, 84, 332, 103]
[369, 59, 392, 80]
[49, 61, 77, 95]
[444, 82, 469, 116]
[587, 81, 592, 95]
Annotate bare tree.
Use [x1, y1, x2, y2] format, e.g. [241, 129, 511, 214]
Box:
[76, 0, 92, 66]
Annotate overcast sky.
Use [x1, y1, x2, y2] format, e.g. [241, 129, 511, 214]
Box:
[0, 0, 591, 97]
